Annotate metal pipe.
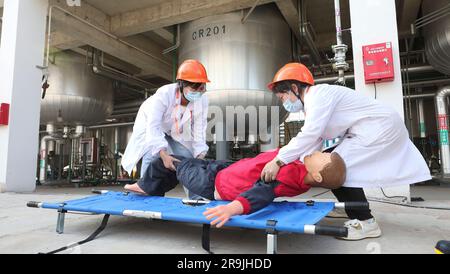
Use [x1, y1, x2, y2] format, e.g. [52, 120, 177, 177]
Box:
[408, 79, 450, 88]
[39, 136, 57, 183]
[108, 113, 138, 119]
[418, 99, 426, 138]
[163, 24, 180, 55]
[334, 0, 343, 45]
[314, 74, 354, 84]
[298, 0, 321, 65]
[113, 100, 144, 110]
[70, 125, 85, 139]
[415, 3, 450, 29]
[91, 49, 157, 91]
[331, 0, 349, 85]
[314, 65, 441, 84]
[435, 86, 450, 177]
[99, 51, 157, 90]
[403, 93, 436, 99]
[114, 128, 120, 182]
[112, 107, 140, 115]
[88, 122, 134, 130]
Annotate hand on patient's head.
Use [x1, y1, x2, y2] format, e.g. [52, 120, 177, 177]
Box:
[304, 151, 346, 189]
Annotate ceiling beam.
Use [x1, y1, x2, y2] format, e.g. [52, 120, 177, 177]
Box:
[49, 0, 172, 80]
[110, 0, 275, 37]
[51, 6, 172, 80]
[51, 31, 85, 50]
[276, 0, 301, 41]
[152, 27, 174, 45]
[49, 0, 111, 50]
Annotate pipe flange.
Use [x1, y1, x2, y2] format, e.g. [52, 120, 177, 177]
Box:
[332, 44, 348, 53]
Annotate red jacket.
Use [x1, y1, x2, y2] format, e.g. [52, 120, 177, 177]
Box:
[215, 149, 311, 214]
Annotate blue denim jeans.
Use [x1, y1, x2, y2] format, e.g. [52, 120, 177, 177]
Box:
[141, 135, 203, 199]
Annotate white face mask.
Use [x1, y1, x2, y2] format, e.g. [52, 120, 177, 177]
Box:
[283, 91, 304, 112]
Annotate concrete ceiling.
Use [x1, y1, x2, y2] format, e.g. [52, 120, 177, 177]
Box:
[306, 0, 351, 35]
[84, 0, 168, 16]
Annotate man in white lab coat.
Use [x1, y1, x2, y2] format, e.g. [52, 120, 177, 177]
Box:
[122, 60, 210, 199]
[261, 63, 431, 240]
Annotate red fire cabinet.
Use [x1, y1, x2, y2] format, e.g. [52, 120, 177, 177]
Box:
[362, 42, 395, 84]
[0, 103, 10, 126]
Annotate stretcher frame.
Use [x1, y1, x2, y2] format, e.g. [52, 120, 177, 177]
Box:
[27, 190, 370, 254]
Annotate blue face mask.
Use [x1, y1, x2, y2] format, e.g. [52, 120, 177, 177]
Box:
[283, 93, 304, 113]
[184, 91, 203, 102]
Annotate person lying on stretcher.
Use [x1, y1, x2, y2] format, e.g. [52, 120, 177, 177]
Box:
[124, 149, 346, 228]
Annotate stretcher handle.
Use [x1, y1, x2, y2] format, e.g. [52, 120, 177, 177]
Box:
[315, 225, 348, 238]
[182, 199, 210, 206]
[344, 202, 370, 210]
[27, 201, 42, 208]
[91, 190, 109, 194]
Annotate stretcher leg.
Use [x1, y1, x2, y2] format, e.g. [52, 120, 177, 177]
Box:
[56, 210, 66, 234]
[202, 224, 213, 254]
[266, 232, 278, 254]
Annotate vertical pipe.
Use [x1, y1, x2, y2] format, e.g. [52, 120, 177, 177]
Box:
[334, 0, 343, 45]
[39, 136, 49, 183]
[68, 138, 75, 182]
[58, 142, 63, 181]
[435, 86, 450, 177]
[332, 0, 348, 85]
[418, 99, 426, 138]
[417, 98, 428, 159]
[81, 142, 87, 182]
[114, 127, 119, 182]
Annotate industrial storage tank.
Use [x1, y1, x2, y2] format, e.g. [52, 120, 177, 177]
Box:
[40, 51, 114, 126]
[178, 4, 291, 157]
[423, 0, 450, 76]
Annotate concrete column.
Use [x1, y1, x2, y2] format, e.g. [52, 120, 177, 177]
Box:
[0, 0, 48, 192]
[349, 0, 411, 203]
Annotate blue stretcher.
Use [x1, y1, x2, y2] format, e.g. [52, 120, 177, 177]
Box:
[27, 190, 369, 254]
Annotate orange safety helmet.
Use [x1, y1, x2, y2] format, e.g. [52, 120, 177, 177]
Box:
[267, 63, 314, 91]
[176, 59, 211, 83]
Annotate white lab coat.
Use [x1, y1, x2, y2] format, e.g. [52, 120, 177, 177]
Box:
[277, 84, 431, 188]
[121, 83, 209, 174]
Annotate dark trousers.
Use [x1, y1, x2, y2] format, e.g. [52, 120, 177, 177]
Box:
[324, 145, 373, 220]
[137, 156, 186, 196]
[331, 187, 373, 220]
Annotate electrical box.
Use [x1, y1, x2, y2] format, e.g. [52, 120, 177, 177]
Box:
[0, 103, 10, 126]
[362, 42, 395, 84]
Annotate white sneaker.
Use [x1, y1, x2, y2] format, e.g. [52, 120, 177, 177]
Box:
[326, 208, 349, 218]
[339, 218, 382, 241]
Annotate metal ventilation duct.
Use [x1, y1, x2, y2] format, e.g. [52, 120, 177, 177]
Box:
[423, 0, 450, 76]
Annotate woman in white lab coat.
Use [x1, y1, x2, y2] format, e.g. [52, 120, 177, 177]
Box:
[122, 60, 210, 199]
[261, 63, 431, 240]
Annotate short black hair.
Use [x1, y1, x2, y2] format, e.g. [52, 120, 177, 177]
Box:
[178, 80, 203, 90]
[273, 80, 310, 94]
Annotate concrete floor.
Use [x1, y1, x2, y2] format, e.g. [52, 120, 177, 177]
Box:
[1, 183, 450, 254]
